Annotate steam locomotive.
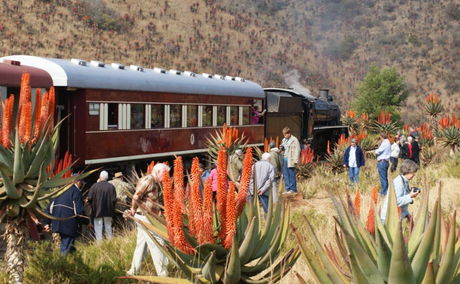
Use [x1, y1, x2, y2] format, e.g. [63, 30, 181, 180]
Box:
[0, 55, 346, 170]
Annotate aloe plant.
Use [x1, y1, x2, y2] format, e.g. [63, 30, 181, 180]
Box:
[206, 124, 248, 164]
[127, 152, 299, 283]
[0, 74, 90, 283]
[293, 184, 460, 283]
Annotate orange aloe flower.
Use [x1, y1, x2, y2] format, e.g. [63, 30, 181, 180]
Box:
[353, 191, 361, 218]
[378, 110, 391, 124]
[366, 202, 375, 234]
[216, 148, 228, 239]
[425, 93, 440, 104]
[345, 110, 356, 118]
[371, 186, 378, 204]
[32, 89, 42, 142]
[48, 87, 56, 127]
[360, 112, 369, 121]
[223, 182, 237, 249]
[189, 157, 202, 238]
[2, 95, 14, 148]
[264, 137, 268, 152]
[439, 116, 450, 129]
[162, 171, 176, 243]
[19, 73, 31, 108]
[172, 195, 195, 254]
[275, 136, 279, 148]
[173, 156, 185, 214]
[19, 101, 32, 144]
[200, 178, 215, 244]
[326, 140, 331, 155]
[39, 91, 49, 132]
[236, 147, 253, 215]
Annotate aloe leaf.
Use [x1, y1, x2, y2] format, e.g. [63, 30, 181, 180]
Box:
[20, 164, 46, 208]
[0, 170, 21, 199]
[12, 130, 25, 185]
[238, 217, 257, 264]
[201, 251, 218, 283]
[342, 228, 385, 283]
[430, 186, 442, 270]
[388, 220, 416, 283]
[384, 184, 399, 244]
[291, 225, 335, 284]
[435, 211, 457, 284]
[421, 262, 435, 284]
[0, 147, 13, 176]
[134, 215, 169, 240]
[411, 200, 439, 283]
[224, 235, 241, 284]
[37, 184, 72, 201]
[196, 243, 228, 261]
[375, 225, 391, 281]
[117, 275, 194, 283]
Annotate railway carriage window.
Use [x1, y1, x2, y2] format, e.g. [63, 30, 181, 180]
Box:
[130, 104, 145, 129]
[230, 106, 239, 125]
[203, 105, 213, 126]
[170, 104, 182, 128]
[151, 104, 165, 128]
[242, 106, 250, 125]
[187, 105, 198, 127]
[107, 103, 118, 129]
[0, 86, 6, 102]
[88, 103, 100, 116]
[217, 106, 226, 126]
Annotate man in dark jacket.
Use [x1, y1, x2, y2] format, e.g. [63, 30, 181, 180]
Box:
[88, 170, 117, 241]
[343, 138, 365, 184]
[44, 179, 87, 254]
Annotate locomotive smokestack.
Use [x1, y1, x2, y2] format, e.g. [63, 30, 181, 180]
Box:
[319, 89, 329, 100]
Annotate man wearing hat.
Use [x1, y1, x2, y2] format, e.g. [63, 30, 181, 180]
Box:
[109, 171, 133, 230]
[227, 149, 244, 184]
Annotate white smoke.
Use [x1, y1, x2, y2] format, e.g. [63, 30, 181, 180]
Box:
[283, 69, 312, 97]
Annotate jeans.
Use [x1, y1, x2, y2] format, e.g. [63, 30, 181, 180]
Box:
[282, 157, 297, 192]
[348, 167, 360, 184]
[59, 233, 75, 255]
[390, 157, 398, 172]
[128, 214, 168, 276]
[377, 160, 389, 195]
[94, 216, 113, 241]
[259, 194, 269, 213]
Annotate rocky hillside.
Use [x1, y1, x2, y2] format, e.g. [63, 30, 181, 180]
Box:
[0, 0, 458, 121]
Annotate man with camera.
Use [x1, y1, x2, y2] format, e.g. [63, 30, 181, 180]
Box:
[380, 159, 421, 222]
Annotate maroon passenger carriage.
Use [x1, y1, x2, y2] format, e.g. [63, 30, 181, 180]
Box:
[0, 55, 265, 169]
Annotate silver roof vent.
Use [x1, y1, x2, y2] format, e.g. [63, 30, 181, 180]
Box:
[169, 69, 182, 75]
[235, 77, 245, 82]
[153, 67, 167, 74]
[214, 74, 225, 80]
[71, 58, 87, 66]
[183, 71, 196, 77]
[90, 60, 105, 67]
[201, 73, 213, 78]
[225, 75, 235, 81]
[111, 63, 125, 70]
[129, 65, 144, 72]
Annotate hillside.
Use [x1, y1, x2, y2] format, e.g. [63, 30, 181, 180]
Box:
[0, 0, 458, 122]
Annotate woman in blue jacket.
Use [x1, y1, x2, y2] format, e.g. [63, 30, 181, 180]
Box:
[343, 138, 365, 184]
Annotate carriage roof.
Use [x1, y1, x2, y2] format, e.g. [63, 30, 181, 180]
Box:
[0, 61, 53, 87]
[1, 55, 264, 98]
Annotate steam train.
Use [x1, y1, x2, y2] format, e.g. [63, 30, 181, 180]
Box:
[0, 55, 346, 170]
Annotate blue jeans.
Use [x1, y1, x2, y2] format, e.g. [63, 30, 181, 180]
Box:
[259, 194, 269, 213]
[59, 233, 75, 255]
[348, 167, 360, 184]
[282, 157, 297, 192]
[377, 160, 389, 195]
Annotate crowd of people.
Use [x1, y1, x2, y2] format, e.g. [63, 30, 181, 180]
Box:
[43, 125, 424, 276]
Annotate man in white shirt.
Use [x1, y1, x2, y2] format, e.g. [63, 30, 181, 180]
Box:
[374, 132, 392, 196]
[390, 138, 401, 173]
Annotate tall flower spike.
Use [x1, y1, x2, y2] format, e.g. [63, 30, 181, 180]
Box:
[162, 171, 176, 244]
[2, 95, 14, 148]
[32, 88, 42, 143]
[19, 101, 32, 145]
[48, 87, 56, 127]
[223, 182, 237, 249]
[366, 202, 375, 234]
[236, 147, 253, 215]
[172, 195, 195, 254]
[189, 157, 202, 238]
[371, 186, 378, 204]
[200, 178, 214, 244]
[173, 156, 185, 214]
[39, 91, 49, 133]
[353, 191, 361, 218]
[19, 73, 31, 108]
[216, 148, 228, 239]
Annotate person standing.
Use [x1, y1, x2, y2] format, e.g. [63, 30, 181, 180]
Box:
[126, 163, 170, 276]
[380, 159, 420, 222]
[269, 142, 282, 203]
[249, 153, 275, 213]
[390, 137, 401, 173]
[44, 178, 88, 254]
[374, 132, 391, 196]
[109, 172, 133, 230]
[227, 149, 244, 184]
[411, 136, 421, 165]
[88, 170, 117, 241]
[343, 138, 365, 184]
[280, 127, 301, 193]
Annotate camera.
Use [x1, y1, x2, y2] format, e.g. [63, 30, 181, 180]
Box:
[411, 187, 421, 193]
